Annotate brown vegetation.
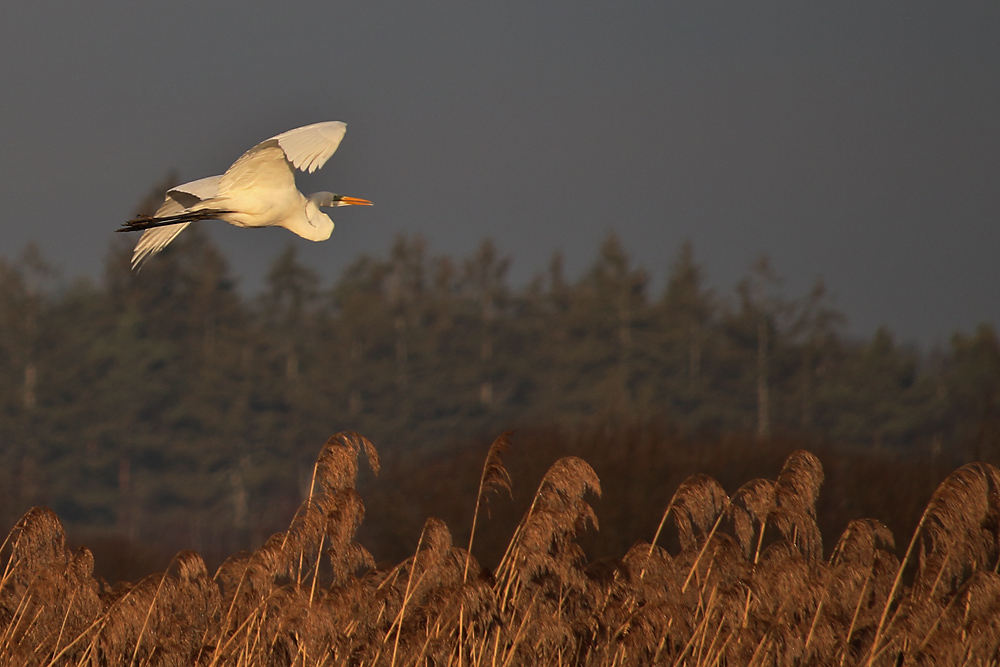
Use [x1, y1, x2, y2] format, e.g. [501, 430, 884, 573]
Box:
[3, 432, 1000, 666]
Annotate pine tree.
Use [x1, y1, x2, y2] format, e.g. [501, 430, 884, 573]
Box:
[944, 325, 1000, 459]
[786, 279, 844, 430]
[0, 246, 54, 520]
[568, 233, 649, 415]
[656, 240, 717, 427]
[461, 240, 511, 410]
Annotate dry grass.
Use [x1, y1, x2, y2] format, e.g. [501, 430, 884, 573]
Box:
[2, 432, 999, 666]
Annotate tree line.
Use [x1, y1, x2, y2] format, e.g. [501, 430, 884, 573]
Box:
[0, 220, 998, 568]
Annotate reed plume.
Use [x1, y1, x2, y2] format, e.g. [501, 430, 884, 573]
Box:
[0, 435, 995, 666]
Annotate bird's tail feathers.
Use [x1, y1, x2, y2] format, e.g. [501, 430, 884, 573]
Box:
[117, 209, 233, 233]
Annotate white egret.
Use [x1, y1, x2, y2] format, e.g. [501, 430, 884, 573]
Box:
[118, 121, 372, 270]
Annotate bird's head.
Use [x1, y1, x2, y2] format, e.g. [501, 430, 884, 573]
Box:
[309, 192, 373, 208]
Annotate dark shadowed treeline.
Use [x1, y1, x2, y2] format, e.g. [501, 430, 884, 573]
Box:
[0, 217, 998, 572]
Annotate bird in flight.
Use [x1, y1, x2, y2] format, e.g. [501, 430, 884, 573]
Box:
[118, 121, 372, 270]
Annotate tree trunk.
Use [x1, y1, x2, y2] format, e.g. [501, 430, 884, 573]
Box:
[757, 316, 770, 439]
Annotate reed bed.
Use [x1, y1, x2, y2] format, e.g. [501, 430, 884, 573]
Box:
[2, 431, 999, 666]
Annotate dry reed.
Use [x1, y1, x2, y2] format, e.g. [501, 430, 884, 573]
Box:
[0, 435, 997, 666]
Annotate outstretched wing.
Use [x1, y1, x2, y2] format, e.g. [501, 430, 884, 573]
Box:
[131, 223, 191, 270]
[131, 175, 223, 270]
[270, 121, 347, 173]
[217, 121, 347, 195]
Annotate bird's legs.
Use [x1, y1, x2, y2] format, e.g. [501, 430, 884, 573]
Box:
[117, 209, 234, 233]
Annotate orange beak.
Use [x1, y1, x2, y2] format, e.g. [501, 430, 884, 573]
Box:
[340, 196, 373, 206]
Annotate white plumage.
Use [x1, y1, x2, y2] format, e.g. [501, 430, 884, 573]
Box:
[121, 121, 371, 270]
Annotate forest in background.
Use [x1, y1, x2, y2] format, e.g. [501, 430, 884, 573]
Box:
[0, 204, 998, 579]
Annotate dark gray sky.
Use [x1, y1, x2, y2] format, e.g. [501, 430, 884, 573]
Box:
[1, 2, 997, 346]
